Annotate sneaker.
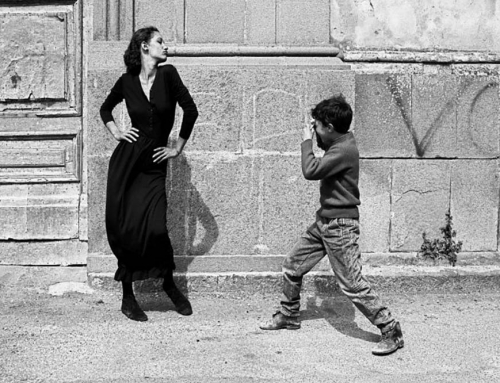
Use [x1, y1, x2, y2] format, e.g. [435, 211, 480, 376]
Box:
[372, 321, 404, 355]
[259, 311, 301, 330]
[121, 296, 148, 322]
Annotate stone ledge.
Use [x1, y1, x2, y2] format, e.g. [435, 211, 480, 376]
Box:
[87, 252, 500, 275]
[88, 43, 349, 70]
[344, 50, 500, 64]
[88, 265, 500, 296]
[2, 264, 499, 296]
[0, 265, 87, 289]
[0, 240, 87, 265]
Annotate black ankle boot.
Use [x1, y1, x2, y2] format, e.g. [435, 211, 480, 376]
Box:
[121, 295, 148, 322]
[165, 287, 192, 316]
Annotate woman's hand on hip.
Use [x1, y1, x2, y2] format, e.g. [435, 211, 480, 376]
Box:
[114, 127, 139, 143]
[152, 147, 179, 163]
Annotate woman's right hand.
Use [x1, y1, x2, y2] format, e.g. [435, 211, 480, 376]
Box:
[113, 127, 139, 143]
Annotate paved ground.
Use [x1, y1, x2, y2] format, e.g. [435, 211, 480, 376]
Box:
[1, 268, 500, 383]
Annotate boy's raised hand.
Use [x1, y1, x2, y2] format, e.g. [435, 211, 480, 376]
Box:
[303, 119, 315, 141]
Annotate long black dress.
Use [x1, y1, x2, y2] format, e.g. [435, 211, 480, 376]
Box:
[100, 64, 198, 283]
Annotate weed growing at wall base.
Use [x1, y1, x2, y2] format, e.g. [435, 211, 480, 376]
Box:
[419, 211, 463, 266]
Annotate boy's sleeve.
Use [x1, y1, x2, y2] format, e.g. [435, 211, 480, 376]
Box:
[301, 139, 346, 180]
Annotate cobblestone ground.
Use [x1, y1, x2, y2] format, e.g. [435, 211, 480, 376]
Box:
[1, 275, 500, 383]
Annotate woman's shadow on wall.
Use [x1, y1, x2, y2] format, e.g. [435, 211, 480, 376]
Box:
[138, 153, 219, 313]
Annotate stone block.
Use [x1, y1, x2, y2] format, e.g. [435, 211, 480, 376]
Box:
[182, 255, 285, 273]
[246, 0, 276, 44]
[186, 274, 219, 293]
[186, 0, 246, 43]
[456, 77, 500, 158]
[172, 68, 243, 152]
[329, 1, 500, 52]
[93, 0, 134, 41]
[87, 254, 116, 274]
[216, 273, 282, 294]
[305, 70, 355, 112]
[241, 69, 307, 152]
[390, 160, 451, 251]
[0, 13, 66, 101]
[135, 0, 184, 43]
[451, 160, 499, 251]
[119, 0, 135, 41]
[0, 184, 79, 240]
[87, 155, 111, 254]
[276, 0, 330, 45]
[0, 184, 27, 239]
[87, 71, 125, 156]
[88, 267, 500, 295]
[92, 0, 107, 41]
[411, 74, 460, 158]
[88, 253, 286, 274]
[0, 143, 65, 168]
[330, 0, 355, 47]
[25, 206, 78, 240]
[259, 155, 319, 255]
[0, 130, 80, 183]
[354, 73, 416, 157]
[167, 154, 259, 256]
[358, 159, 391, 252]
[79, 193, 88, 241]
[0, 240, 86, 265]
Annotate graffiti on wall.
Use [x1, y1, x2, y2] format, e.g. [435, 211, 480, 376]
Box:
[386, 76, 499, 157]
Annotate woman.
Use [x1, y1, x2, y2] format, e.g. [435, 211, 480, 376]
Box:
[100, 26, 198, 321]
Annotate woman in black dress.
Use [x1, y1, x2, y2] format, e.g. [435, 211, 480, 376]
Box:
[100, 26, 198, 322]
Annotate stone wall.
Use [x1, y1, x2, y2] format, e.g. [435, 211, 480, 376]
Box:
[0, 1, 86, 266]
[354, 63, 499, 254]
[1, 1, 499, 275]
[86, 0, 500, 278]
[87, 55, 355, 274]
[332, 0, 500, 53]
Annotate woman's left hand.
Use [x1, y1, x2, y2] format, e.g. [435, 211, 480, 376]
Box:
[152, 147, 179, 163]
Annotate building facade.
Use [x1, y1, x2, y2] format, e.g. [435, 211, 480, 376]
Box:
[1, 1, 499, 284]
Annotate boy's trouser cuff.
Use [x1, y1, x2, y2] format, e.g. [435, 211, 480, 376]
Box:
[279, 307, 300, 318]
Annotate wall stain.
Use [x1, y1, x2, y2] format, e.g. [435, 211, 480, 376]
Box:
[10, 73, 21, 89]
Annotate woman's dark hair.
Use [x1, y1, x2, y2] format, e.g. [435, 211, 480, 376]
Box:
[311, 94, 353, 134]
[123, 26, 159, 75]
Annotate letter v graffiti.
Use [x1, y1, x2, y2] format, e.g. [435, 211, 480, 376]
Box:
[386, 76, 498, 157]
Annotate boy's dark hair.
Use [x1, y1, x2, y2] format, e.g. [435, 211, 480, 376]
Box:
[123, 26, 159, 75]
[311, 94, 353, 134]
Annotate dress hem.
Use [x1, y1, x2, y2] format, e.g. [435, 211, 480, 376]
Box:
[114, 265, 175, 283]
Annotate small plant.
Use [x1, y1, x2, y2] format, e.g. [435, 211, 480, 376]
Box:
[419, 210, 463, 266]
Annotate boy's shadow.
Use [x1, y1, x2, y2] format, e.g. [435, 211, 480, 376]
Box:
[138, 153, 219, 312]
[300, 293, 380, 343]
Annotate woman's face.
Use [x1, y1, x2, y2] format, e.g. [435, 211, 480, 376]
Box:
[144, 32, 168, 62]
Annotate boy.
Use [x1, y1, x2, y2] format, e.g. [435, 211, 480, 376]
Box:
[259, 95, 404, 356]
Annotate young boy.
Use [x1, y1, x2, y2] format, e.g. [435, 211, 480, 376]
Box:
[259, 95, 404, 356]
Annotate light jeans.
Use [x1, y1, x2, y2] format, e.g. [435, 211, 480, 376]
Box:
[280, 216, 394, 331]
